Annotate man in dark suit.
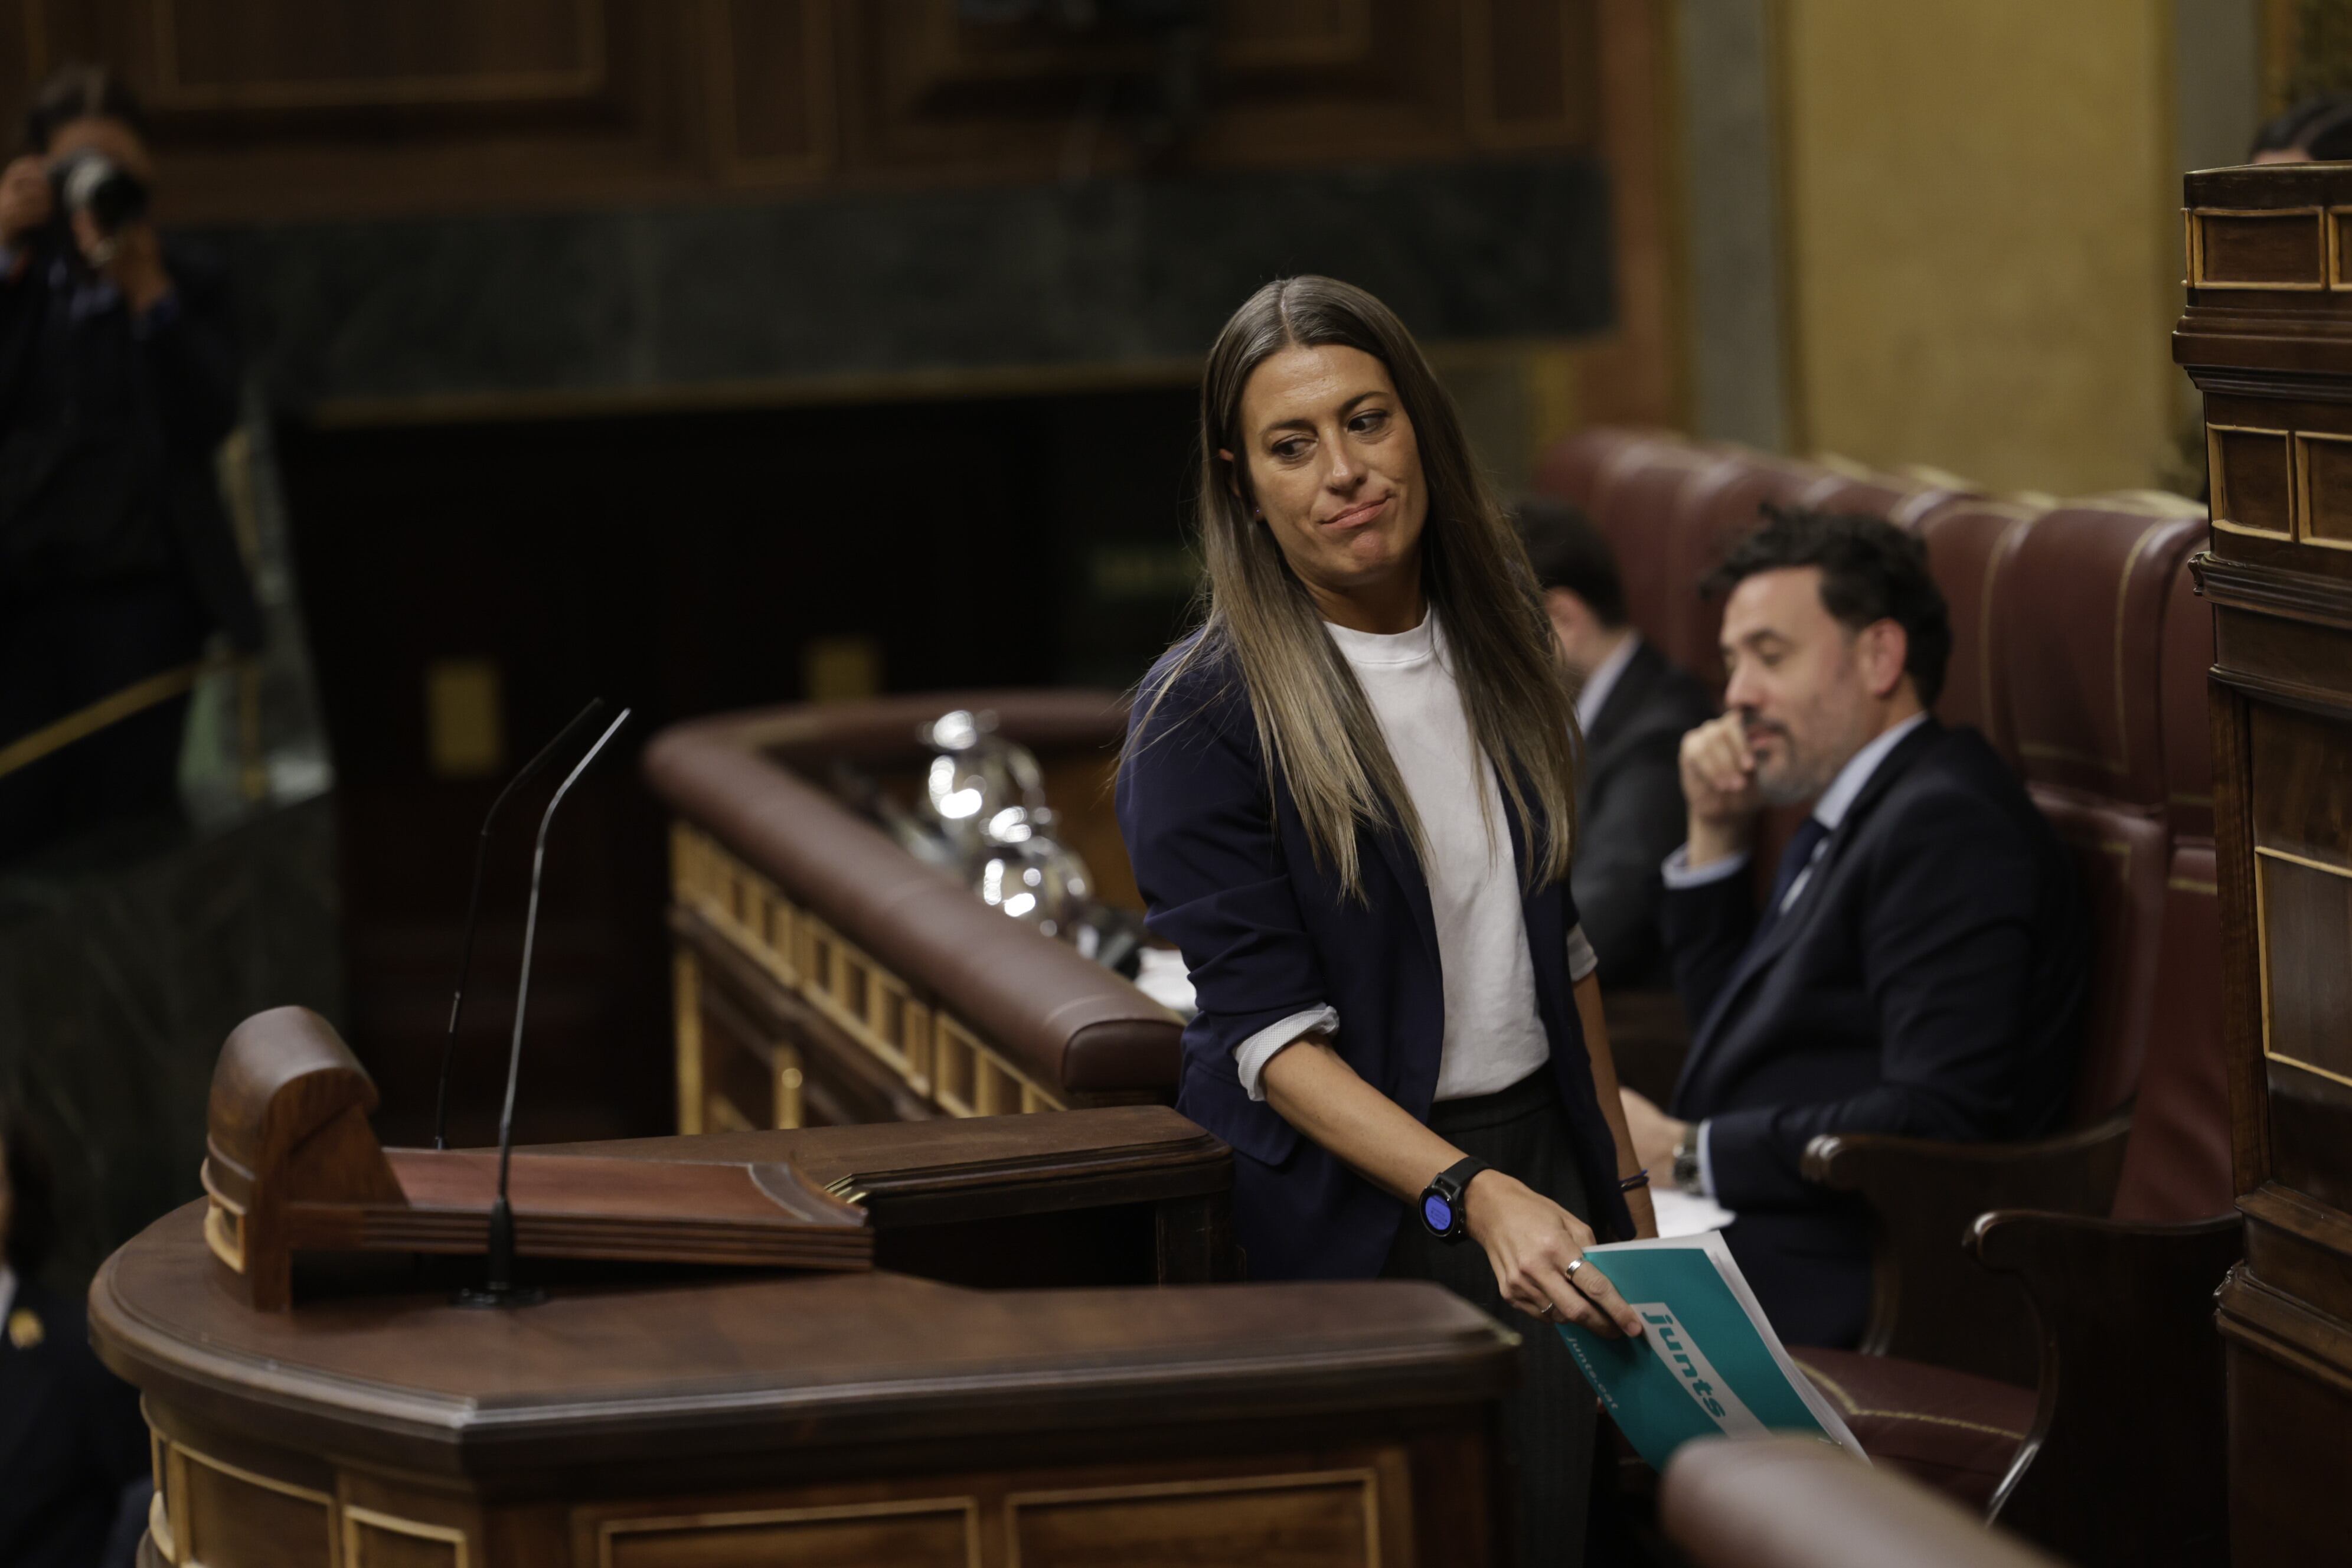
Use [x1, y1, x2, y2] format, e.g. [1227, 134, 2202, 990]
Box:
[0, 65, 259, 864]
[1615, 508, 2088, 1348]
[1517, 499, 1715, 989]
[1, 1109, 151, 1568]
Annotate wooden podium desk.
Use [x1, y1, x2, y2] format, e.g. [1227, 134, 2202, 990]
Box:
[94, 1103, 1517, 1567]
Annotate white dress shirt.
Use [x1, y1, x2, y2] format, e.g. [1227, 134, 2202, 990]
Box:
[1233, 611, 1599, 1102]
[1573, 631, 1642, 734]
[1662, 710, 1932, 1194]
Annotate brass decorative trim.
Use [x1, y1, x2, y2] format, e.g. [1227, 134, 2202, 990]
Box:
[2293, 429, 2352, 551]
[2254, 842, 2352, 877]
[173, 1440, 336, 1566]
[2190, 205, 2327, 290]
[198, 1159, 247, 1275]
[345, 1504, 471, 1568]
[2333, 206, 2352, 290]
[593, 1496, 981, 1568]
[2207, 422, 2297, 541]
[2168, 876, 2220, 895]
[1793, 1357, 2027, 1441]
[673, 947, 704, 1136]
[671, 825, 1063, 1121]
[1003, 1468, 1383, 1568]
[146, 1486, 176, 1564]
[2253, 845, 2352, 1090]
[775, 1044, 805, 1131]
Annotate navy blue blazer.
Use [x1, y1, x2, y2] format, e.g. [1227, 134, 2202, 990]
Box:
[1664, 720, 2089, 1347]
[1118, 638, 1635, 1281]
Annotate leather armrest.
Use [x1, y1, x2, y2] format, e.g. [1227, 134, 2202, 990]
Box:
[1662, 1435, 2063, 1568]
[1968, 1208, 2240, 1563]
[1798, 1111, 2132, 1386]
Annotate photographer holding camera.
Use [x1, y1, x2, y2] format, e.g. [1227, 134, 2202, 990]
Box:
[0, 65, 259, 865]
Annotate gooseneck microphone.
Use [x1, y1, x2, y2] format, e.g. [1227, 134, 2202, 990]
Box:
[459, 706, 632, 1308]
[432, 698, 610, 1151]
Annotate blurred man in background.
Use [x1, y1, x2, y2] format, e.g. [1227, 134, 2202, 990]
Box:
[0, 65, 258, 865]
[1517, 498, 1713, 990]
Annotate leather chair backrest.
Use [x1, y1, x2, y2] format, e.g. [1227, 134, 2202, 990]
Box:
[1912, 498, 2045, 768]
[2112, 560, 2232, 1221]
[1533, 426, 1675, 513]
[1664, 449, 1831, 686]
[2000, 497, 2206, 1121]
[1794, 463, 1978, 531]
[1567, 438, 1714, 655]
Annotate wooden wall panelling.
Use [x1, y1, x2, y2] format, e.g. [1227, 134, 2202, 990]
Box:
[148, 0, 606, 111]
[35, 0, 715, 223]
[1462, 0, 1600, 149]
[8, 0, 1611, 222]
[710, 0, 832, 182]
[829, 0, 1491, 181]
[1549, 0, 1678, 429]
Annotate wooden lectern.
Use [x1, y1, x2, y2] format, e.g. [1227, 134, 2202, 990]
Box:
[2179, 161, 2352, 1559]
[94, 1009, 1518, 1567]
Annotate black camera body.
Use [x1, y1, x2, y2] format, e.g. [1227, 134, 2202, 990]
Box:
[49, 147, 148, 236]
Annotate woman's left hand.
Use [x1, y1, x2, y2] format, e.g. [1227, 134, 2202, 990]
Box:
[1463, 1168, 1644, 1337]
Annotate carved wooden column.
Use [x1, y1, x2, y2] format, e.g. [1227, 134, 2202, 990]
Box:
[2178, 161, 2352, 1559]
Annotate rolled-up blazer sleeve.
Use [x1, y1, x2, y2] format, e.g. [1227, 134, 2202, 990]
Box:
[1117, 657, 1329, 1159]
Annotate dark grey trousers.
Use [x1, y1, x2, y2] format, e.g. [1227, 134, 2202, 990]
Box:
[1383, 1068, 1597, 1568]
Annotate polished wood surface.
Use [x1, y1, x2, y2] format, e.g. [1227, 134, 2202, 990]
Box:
[2176, 158, 2352, 1562]
[99, 1198, 1508, 1566]
[102, 1201, 1505, 1475]
[91, 1010, 1527, 1566]
[200, 1005, 876, 1308]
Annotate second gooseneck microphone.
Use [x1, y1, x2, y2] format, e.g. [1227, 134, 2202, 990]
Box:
[458, 705, 632, 1308]
[432, 698, 610, 1151]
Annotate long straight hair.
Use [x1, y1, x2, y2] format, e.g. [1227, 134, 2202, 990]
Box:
[1137, 275, 1580, 900]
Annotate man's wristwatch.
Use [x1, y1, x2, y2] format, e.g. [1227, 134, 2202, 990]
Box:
[1672, 1125, 1704, 1195]
[1419, 1157, 1491, 1244]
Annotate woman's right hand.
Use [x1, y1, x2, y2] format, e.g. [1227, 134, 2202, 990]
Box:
[1463, 1169, 1644, 1338]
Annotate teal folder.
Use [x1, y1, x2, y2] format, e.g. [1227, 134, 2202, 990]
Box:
[1553, 1231, 1866, 1472]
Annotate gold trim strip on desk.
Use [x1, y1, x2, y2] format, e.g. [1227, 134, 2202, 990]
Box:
[671, 823, 1064, 1120]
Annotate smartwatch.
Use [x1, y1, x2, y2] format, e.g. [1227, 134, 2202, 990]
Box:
[1419, 1157, 1491, 1244]
[1672, 1124, 1704, 1195]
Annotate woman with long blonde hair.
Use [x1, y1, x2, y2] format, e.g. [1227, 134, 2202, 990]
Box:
[1117, 276, 1657, 1565]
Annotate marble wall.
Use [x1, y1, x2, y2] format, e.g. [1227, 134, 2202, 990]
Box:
[207, 157, 1617, 416]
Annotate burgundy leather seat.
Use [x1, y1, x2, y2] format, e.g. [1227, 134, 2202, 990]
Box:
[1794, 511, 2224, 1524]
[1910, 497, 2045, 769]
[2000, 496, 2206, 1120]
[1532, 425, 1674, 515]
[1795, 464, 1979, 530]
[1660, 449, 1828, 685]
[1527, 431, 2232, 1536]
[1579, 437, 1721, 653]
[2111, 558, 2231, 1220]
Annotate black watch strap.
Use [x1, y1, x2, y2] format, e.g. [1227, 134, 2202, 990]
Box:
[1420, 1156, 1491, 1244]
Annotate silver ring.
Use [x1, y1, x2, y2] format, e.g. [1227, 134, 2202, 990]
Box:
[1563, 1257, 1586, 1279]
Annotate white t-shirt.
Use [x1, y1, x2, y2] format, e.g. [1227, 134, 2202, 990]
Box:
[1233, 610, 1596, 1101]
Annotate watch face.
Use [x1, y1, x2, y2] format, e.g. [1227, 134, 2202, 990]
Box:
[1422, 1193, 1455, 1233]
